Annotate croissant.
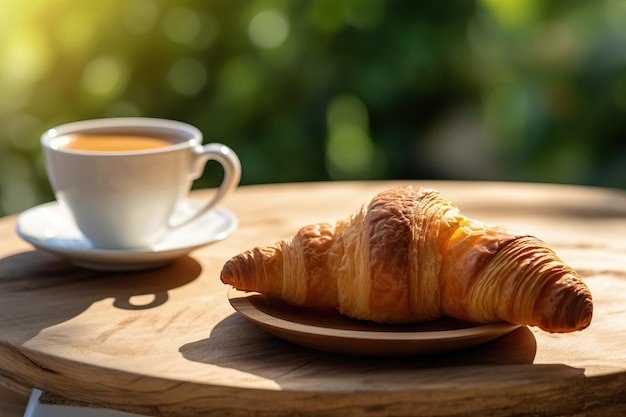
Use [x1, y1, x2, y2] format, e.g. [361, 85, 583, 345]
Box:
[221, 186, 593, 333]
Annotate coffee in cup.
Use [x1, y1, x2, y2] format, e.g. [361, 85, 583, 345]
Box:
[41, 117, 241, 249]
[59, 134, 176, 152]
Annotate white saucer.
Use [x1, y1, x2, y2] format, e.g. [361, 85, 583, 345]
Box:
[16, 200, 238, 271]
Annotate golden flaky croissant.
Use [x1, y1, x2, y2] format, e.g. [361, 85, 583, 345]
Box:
[221, 186, 593, 333]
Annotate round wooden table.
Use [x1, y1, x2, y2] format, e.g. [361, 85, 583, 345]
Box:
[0, 181, 624, 416]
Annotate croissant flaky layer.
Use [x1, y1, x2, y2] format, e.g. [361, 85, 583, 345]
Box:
[221, 186, 593, 333]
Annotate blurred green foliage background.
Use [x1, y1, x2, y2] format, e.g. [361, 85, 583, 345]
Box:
[1, 0, 626, 217]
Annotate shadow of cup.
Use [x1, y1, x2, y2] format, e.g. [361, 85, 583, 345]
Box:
[0, 250, 202, 345]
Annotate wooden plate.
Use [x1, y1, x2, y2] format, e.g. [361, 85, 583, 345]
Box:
[228, 288, 521, 357]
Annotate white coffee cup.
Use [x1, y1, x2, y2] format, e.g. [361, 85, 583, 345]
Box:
[41, 117, 241, 249]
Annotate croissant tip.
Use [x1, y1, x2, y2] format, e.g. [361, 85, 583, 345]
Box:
[537, 277, 593, 333]
[564, 284, 593, 333]
[220, 246, 284, 295]
[567, 296, 593, 333]
[219, 259, 237, 287]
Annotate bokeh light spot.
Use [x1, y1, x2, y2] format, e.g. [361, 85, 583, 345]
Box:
[57, 10, 97, 56]
[217, 55, 261, 103]
[606, 0, 626, 33]
[121, 0, 160, 34]
[82, 56, 129, 97]
[309, 0, 346, 33]
[326, 93, 374, 179]
[163, 7, 202, 45]
[342, 0, 384, 29]
[326, 124, 375, 179]
[480, 0, 538, 27]
[327, 94, 369, 130]
[168, 58, 207, 96]
[193, 13, 221, 50]
[248, 9, 289, 49]
[0, 30, 51, 90]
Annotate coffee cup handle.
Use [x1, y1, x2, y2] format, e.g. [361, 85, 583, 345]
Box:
[169, 143, 241, 229]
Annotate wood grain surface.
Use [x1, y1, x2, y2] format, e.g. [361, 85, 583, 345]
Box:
[0, 181, 625, 416]
[0, 385, 27, 417]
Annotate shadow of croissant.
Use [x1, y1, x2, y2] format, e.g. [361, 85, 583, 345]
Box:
[179, 312, 569, 390]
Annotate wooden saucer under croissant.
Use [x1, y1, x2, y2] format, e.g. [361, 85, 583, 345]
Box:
[221, 186, 593, 334]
